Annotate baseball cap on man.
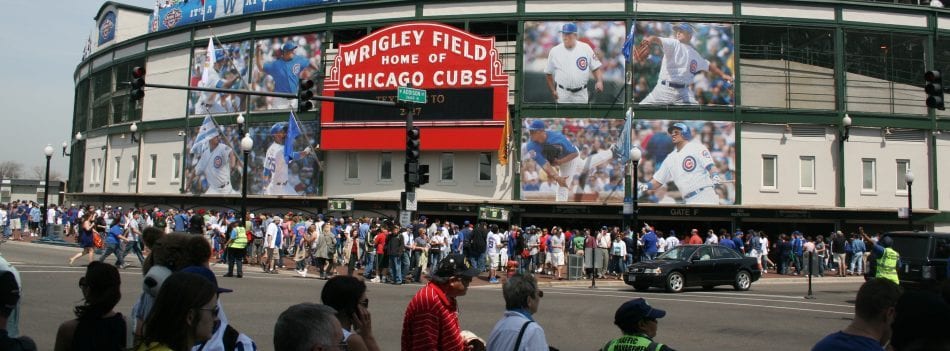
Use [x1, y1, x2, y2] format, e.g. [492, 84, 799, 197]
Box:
[614, 298, 666, 325]
[180, 266, 233, 293]
[667, 123, 692, 140]
[560, 22, 578, 34]
[281, 41, 298, 52]
[529, 120, 546, 131]
[270, 122, 288, 135]
[0, 271, 20, 312]
[432, 253, 480, 279]
[673, 23, 695, 35]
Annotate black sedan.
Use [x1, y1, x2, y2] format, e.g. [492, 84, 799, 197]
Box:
[623, 245, 762, 293]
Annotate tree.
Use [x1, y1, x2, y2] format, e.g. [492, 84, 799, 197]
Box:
[0, 161, 23, 179]
[30, 166, 63, 182]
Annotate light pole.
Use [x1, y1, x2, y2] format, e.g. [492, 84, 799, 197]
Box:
[906, 170, 914, 230]
[240, 133, 253, 228]
[42, 144, 54, 237]
[630, 147, 642, 261]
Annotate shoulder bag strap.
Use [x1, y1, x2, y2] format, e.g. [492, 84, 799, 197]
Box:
[513, 320, 533, 351]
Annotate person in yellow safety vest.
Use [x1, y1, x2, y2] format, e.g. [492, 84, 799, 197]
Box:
[600, 298, 675, 351]
[862, 233, 900, 285]
[224, 222, 249, 278]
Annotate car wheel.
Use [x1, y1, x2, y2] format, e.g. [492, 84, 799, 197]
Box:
[702, 284, 715, 291]
[633, 283, 650, 292]
[665, 272, 685, 293]
[734, 270, 752, 291]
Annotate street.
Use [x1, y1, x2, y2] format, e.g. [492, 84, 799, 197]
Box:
[5, 241, 862, 350]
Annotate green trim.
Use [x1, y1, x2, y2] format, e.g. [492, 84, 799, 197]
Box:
[513, 18, 524, 201]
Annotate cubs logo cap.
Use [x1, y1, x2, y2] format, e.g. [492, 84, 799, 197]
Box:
[281, 41, 298, 52]
[270, 122, 288, 135]
[673, 23, 695, 35]
[560, 22, 578, 34]
[668, 123, 691, 139]
[529, 120, 546, 131]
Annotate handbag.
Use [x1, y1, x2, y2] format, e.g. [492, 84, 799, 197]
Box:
[92, 230, 104, 249]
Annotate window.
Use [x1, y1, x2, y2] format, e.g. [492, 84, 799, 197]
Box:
[149, 154, 158, 180]
[89, 159, 98, 184]
[96, 158, 103, 184]
[131, 156, 138, 180]
[379, 152, 392, 181]
[762, 155, 777, 189]
[172, 153, 181, 181]
[844, 30, 927, 115]
[346, 152, 359, 180]
[478, 152, 492, 181]
[113, 157, 121, 181]
[862, 159, 876, 192]
[897, 160, 910, 192]
[739, 26, 835, 110]
[799, 156, 815, 191]
[441, 153, 454, 181]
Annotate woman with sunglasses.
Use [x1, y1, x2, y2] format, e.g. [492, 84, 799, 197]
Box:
[321, 276, 379, 351]
[486, 273, 552, 351]
[54, 261, 129, 351]
[136, 271, 218, 351]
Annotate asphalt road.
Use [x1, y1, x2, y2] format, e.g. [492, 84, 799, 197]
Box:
[3, 241, 863, 351]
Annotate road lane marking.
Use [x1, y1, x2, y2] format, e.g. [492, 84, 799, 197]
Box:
[541, 290, 854, 315]
[540, 286, 853, 308]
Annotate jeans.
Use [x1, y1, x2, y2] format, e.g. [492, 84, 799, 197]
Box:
[364, 252, 376, 278]
[227, 247, 245, 276]
[792, 253, 803, 274]
[430, 250, 443, 271]
[851, 252, 865, 274]
[402, 252, 411, 280]
[624, 253, 634, 267]
[641, 251, 657, 262]
[121, 241, 146, 265]
[610, 255, 626, 274]
[390, 254, 403, 283]
[99, 243, 125, 266]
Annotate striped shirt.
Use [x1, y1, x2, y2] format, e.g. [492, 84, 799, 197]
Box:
[402, 283, 464, 351]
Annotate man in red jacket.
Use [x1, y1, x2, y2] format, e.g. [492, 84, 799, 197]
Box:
[402, 253, 485, 351]
[687, 229, 703, 245]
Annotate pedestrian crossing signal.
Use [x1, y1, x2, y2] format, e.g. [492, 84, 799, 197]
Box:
[130, 66, 145, 102]
[925, 70, 945, 111]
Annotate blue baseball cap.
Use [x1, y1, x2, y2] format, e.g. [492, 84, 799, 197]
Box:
[214, 49, 227, 61]
[529, 120, 546, 131]
[281, 41, 298, 52]
[180, 266, 232, 293]
[668, 123, 691, 140]
[673, 23, 695, 35]
[615, 298, 666, 324]
[560, 22, 578, 34]
[270, 122, 287, 135]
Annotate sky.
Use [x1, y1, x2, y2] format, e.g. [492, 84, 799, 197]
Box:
[0, 0, 152, 178]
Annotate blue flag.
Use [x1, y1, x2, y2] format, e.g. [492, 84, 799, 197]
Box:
[285, 112, 302, 162]
[621, 22, 636, 62]
[620, 108, 633, 164]
[190, 115, 220, 154]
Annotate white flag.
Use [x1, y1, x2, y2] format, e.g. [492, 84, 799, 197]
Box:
[201, 38, 217, 88]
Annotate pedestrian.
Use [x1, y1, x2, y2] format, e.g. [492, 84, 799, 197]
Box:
[293, 224, 315, 278]
[812, 278, 902, 351]
[387, 227, 406, 285]
[136, 271, 219, 351]
[833, 231, 848, 277]
[98, 220, 128, 268]
[320, 276, 380, 351]
[549, 228, 566, 280]
[600, 298, 675, 351]
[486, 273, 552, 351]
[791, 231, 804, 275]
[223, 222, 247, 278]
[596, 227, 611, 278]
[54, 262, 128, 351]
[862, 233, 900, 285]
[487, 225, 503, 284]
[687, 229, 702, 245]
[264, 216, 281, 274]
[409, 228, 428, 283]
[851, 234, 866, 276]
[610, 233, 627, 279]
[69, 213, 97, 266]
[640, 227, 658, 262]
[0, 266, 35, 351]
[402, 253, 484, 351]
[273, 303, 342, 351]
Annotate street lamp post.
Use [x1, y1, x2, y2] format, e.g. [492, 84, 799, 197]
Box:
[630, 147, 642, 262]
[42, 144, 54, 237]
[240, 133, 253, 228]
[906, 170, 914, 230]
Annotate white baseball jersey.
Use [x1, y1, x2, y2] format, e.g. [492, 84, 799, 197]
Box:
[487, 231, 501, 255]
[544, 42, 602, 90]
[195, 143, 233, 193]
[656, 37, 710, 84]
[263, 142, 296, 195]
[653, 141, 716, 203]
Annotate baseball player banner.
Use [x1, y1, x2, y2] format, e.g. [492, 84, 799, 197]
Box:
[183, 116, 244, 195]
[629, 21, 735, 106]
[250, 33, 324, 112]
[520, 118, 736, 205]
[187, 39, 252, 116]
[247, 118, 321, 196]
[522, 21, 627, 104]
[633, 119, 736, 205]
[149, 0, 367, 33]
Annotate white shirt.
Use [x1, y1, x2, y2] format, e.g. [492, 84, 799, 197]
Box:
[264, 142, 289, 185]
[194, 142, 233, 189]
[666, 236, 680, 251]
[487, 232, 502, 255]
[656, 37, 711, 84]
[47, 209, 56, 224]
[544, 41, 602, 89]
[657, 237, 667, 253]
[653, 141, 715, 196]
[0, 209, 7, 223]
[265, 222, 279, 248]
[705, 233, 718, 245]
[486, 311, 550, 351]
[760, 237, 770, 255]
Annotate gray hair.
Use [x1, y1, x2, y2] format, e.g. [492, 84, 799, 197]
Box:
[503, 273, 539, 310]
[274, 303, 338, 351]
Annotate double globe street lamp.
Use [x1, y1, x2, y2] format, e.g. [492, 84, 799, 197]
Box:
[240, 133, 253, 228]
[41, 144, 54, 237]
[906, 170, 915, 230]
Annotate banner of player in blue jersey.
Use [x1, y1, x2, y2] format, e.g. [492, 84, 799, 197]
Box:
[187, 40, 252, 116]
[522, 21, 626, 104]
[183, 118, 321, 196]
[629, 21, 735, 106]
[520, 118, 735, 205]
[250, 33, 324, 111]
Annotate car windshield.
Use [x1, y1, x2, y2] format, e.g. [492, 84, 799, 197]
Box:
[889, 235, 931, 259]
[657, 246, 698, 261]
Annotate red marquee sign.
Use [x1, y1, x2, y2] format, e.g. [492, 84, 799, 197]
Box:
[320, 22, 508, 151]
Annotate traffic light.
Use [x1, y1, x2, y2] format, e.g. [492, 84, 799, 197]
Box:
[418, 164, 430, 186]
[129, 66, 145, 102]
[297, 79, 315, 113]
[405, 162, 419, 187]
[925, 70, 945, 111]
[405, 126, 421, 187]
